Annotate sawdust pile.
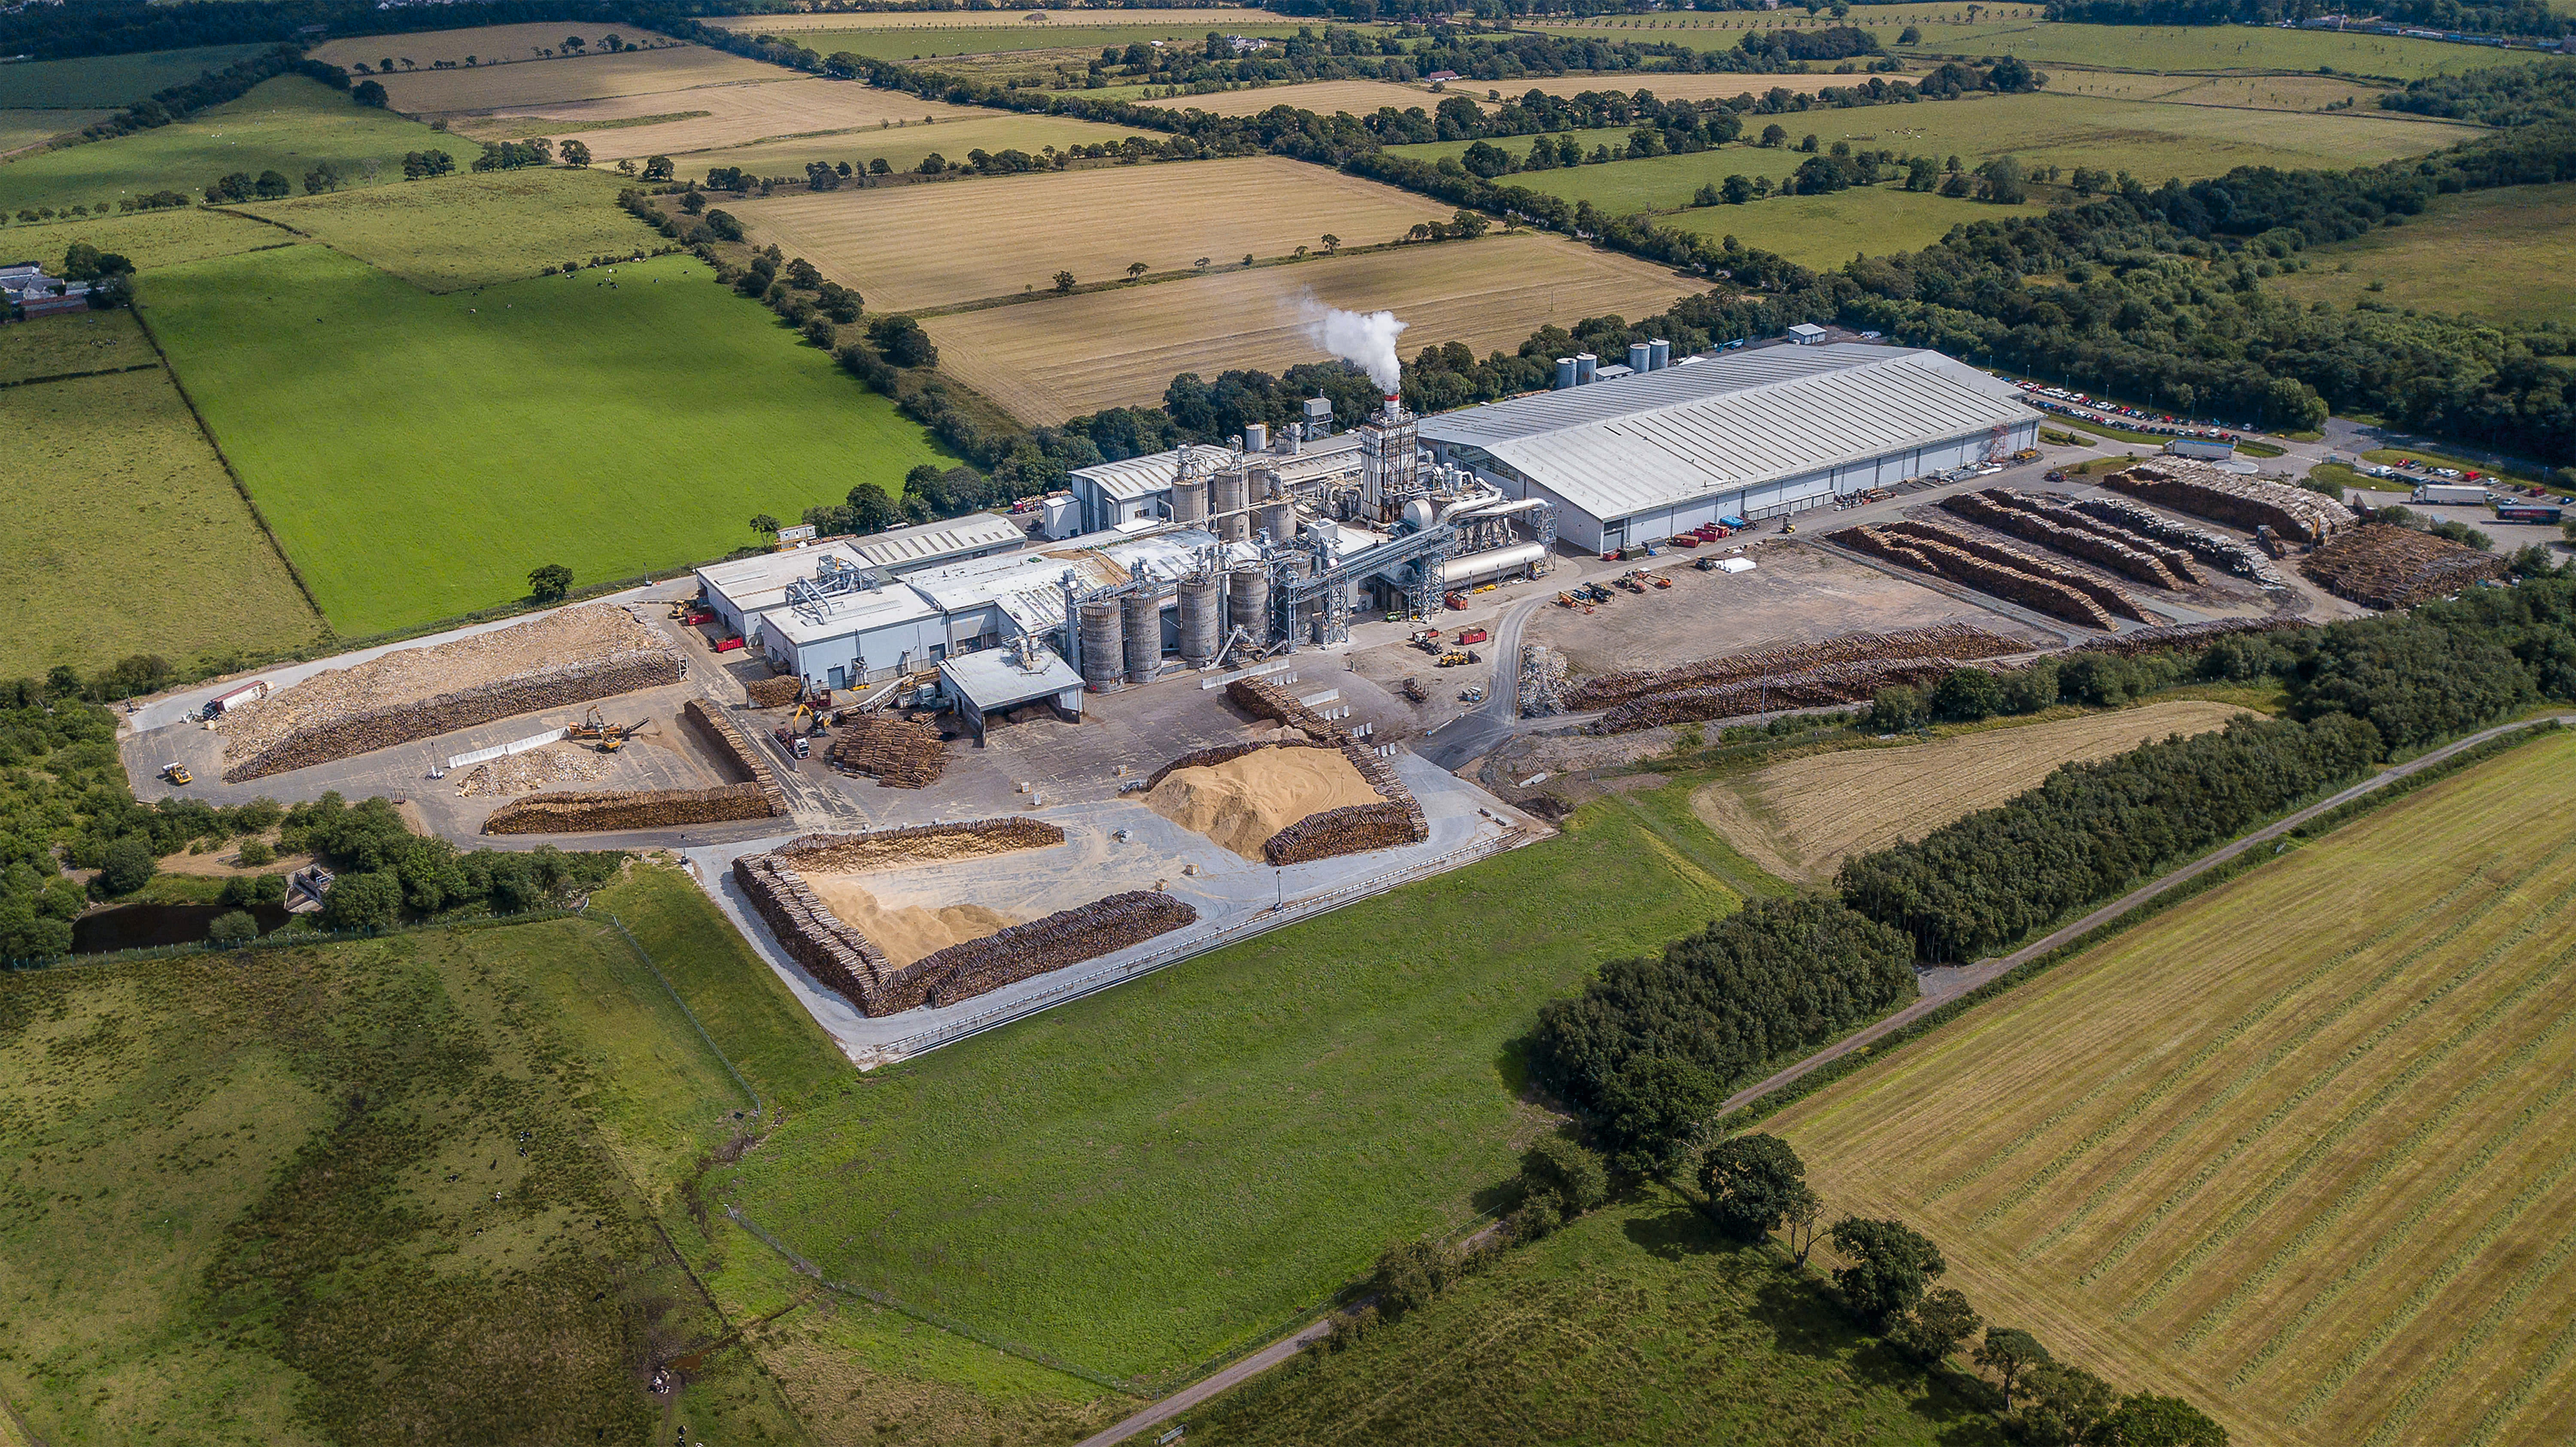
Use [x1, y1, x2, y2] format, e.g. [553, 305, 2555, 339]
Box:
[805, 878, 1018, 968]
[1146, 746, 1385, 860]
[455, 745, 605, 798]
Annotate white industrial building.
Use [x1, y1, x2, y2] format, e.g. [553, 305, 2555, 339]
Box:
[1418, 343, 2042, 553]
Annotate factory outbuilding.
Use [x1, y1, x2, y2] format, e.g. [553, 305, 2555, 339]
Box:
[1418, 343, 2042, 553]
[940, 644, 1084, 740]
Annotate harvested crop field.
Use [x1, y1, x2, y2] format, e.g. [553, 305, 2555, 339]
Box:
[805, 879, 1018, 968]
[1693, 700, 2256, 882]
[705, 8, 1265, 30]
[241, 170, 651, 291]
[311, 24, 693, 73]
[1773, 728, 2576, 1447]
[486, 76, 978, 159]
[1508, 72, 1872, 101]
[2053, 70, 2397, 112]
[1140, 79, 1452, 117]
[1148, 746, 1384, 860]
[374, 46, 787, 114]
[925, 230, 1694, 422]
[644, 112, 1145, 184]
[728, 155, 1449, 311]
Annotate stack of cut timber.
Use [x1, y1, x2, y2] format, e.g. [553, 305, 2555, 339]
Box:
[483, 782, 772, 833]
[2072, 617, 2311, 658]
[1225, 676, 1430, 855]
[824, 714, 948, 789]
[2300, 524, 2507, 609]
[1942, 491, 2184, 588]
[1266, 803, 1421, 864]
[2069, 495, 2284, 587]
[224, 651, 680, 783]
[2102, 461, 2351, 544]
[1589, 656, 1971, 734]
[744, 675, 802, 708]
[775, 819, 1063, 872]
[734, 851, 899, 1013]
[1836, 525, 2117, 630]
[1561, 622, 2028, 712]
[683, 699, 790, 814]
[905, 892, 1199, 1009]
[1989, 492, 2203, 583]
[1885, 519, 2147, 623]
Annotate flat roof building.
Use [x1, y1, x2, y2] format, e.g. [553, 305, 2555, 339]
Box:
[941, 646, 1083, 740]
[1418, 343, 2041, 552]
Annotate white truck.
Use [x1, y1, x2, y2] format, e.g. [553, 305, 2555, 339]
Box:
[2414, 483, 2489, 507]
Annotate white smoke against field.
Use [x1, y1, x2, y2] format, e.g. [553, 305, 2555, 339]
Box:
[1294, 292, 1407, 393]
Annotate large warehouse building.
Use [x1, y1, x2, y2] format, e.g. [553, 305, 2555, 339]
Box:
[1417, 343, 2041, 552]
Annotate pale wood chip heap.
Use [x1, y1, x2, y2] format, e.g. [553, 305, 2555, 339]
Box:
[1224, 677, 1428, 863]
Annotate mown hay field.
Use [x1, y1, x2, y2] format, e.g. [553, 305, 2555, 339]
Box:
[2269, 180, 2576, 329]
[2050, 70, 2400, 112]
[0, 357, 323, 679]
[0, 44, 268, 108]
[311, 22, 690, 73]
[0, 75, 453, 215]
[1139, 78, 1451, 117]
[484, 76, 978, 159]
[140, 246, 957, 636]
[1692, 700, 2255, 883]
[0, 108, 110, 157]
[927, 230, 1695, 422]
[0, 207, 286, 273]
[1506, 71, 1889, 101]
[765, 21, 1319, 65]
[240, 167, 652, 290]
[1890, 19, 2518, 78]
[1520, 2, 2035, 31]
[729, 155, 1447, 311]
[647, 112, 1148, 183]
[705, 7, 1275, 30]
[1774, 728, 2576, 1447]
[374, 44, 788, 114]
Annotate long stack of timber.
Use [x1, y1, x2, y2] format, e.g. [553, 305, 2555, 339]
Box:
[1266, 802, 1421, 864]
[775, 819, 1063, 872]
[1225, 676, 1428, 858]
[223, 651, 680, 783]
[683, 699, 790, 814]
[903, 892, 1199, 1009]
[1987, 492, 2204, 583]
[1884, 520, 2148, 623]
[2102, 461, 2351, 544]
[734, 850, 899, 1012]
[1561, 622, 2029, 712]
[2300, 524, 2507, 608]
[1942, 491, 2184, 588]
[2069, 495, 2284, 587]
[1589, 656, 1970, 734]
[482, 782, 772, 834]
[824, 714, 948, 788]
[1144, 737, 1336, 792]
[1836, 525, 2117, 630]
[2072, 617, 2312, 657]
[743, 675, 802, 708]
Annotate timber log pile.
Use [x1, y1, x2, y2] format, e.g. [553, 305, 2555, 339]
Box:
[734, 851, 900, 1013]
[1561, 622, 2027, 712]
[2101, 461, 2351, 545]
[743, 675, 802, 708]
[2301, 524, 2507, 609]
[1884, 520, 2147, 623]
[2072, 617, 2312, 658]
[824, 714, 948, 788]
[1227, 676, 1428, 859]
[1265, 802, 1421, 864]
[1589, 656, 1971, 734]
[1987, 491, 2204, 583]
[1144, 738, 1334, 792]
[775, 819, 1063, 873]
[482, 782, 772, 834]
[1836, 525, 2118, 630]
[2069, 495, 2283, 587]
[902, 892, 1199, 1009]
[225, 652, 680, 783]
[683, 699, 791, 814]
[1942, 491, 2184, 588]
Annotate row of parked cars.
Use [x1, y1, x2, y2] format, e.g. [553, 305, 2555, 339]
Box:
[2004, 379, 2250, 443]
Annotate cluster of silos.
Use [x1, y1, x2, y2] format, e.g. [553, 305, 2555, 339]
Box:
[1077, 600, 1123, 692]
[1227, 562, 1271, 652]
[1172, 471, 1207, 528]
[1211, 468, 1249, 542]
[1120, 592, 1158, 685]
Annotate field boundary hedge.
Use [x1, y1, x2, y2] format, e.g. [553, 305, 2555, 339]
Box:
[0, 361, 164, 391]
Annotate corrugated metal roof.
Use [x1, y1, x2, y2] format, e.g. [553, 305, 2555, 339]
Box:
[696, 542, 872, 615]
[1418, 344, 2038, 522]
[942, 647, 1081, 711]
[1073, 434, 1365, 503]
[763, 581, 939, 646]
[851, 512, 1025, 570]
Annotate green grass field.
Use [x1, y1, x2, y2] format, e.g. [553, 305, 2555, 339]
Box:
[0, 75, 453, 216]
[720, 791, 1752, 1389]
[2270, 181, 2576, 328]
[0, 338, 324, 677]
[1190, 1191, 2008, 1446]
[241, 167, 654, 291]
[0, 862, 823, 1447]
[1891, 19, 2517, 79]
[0, 204, 288, 271]
[0, 45, 270, 108]
[139, 244, 959, 636]
[1671, 186, 2045, 266]
[0, 108, 110, 157]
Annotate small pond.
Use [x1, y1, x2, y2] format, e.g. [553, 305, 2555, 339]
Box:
[71, 902, 295, 955]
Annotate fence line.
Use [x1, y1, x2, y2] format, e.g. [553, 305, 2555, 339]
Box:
[877, 825, 1534, 1062]
[604, 912, 763, 1122]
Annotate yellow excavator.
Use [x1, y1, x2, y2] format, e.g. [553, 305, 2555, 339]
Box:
[568, 706, 641, 753]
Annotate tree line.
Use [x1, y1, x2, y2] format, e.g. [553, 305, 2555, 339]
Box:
[2051, 0, 2569, 41]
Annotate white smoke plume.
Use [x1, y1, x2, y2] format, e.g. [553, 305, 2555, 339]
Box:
[1295, 293, 1407, 393]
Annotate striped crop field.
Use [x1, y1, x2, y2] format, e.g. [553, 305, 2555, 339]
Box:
[1773, 725, 2576, 1447]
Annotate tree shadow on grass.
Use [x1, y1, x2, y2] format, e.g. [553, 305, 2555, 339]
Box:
[1619, 1202, 1725, 1263]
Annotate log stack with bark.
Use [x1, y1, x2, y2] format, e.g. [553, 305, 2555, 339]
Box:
[2301, 524, 2507, 608]
[824, 715, 948, 789]
[1226, 676, 1428, 860]
[482, 782, 773, 834]
[2101, 461, 2351, 544]
[1941, 491, 2185, 588]
[684, 699, 791, 814]
[1835, 525, 2119, 630]
[1562, 622, 2028, 712]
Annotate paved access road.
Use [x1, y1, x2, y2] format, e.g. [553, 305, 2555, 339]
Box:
[1716, 712, 2571, 1116]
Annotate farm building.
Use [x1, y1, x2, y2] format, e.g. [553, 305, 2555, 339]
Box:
[1417, 343, 2043, 552]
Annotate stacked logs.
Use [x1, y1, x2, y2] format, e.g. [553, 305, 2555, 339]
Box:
[775, 819, 1063, 872]
[1226, 676, 1428, 860]
[2072, 616, 2311, 658]
[1835, 525, 2117, 630]
[684, 699, 790, 814]
[734, 851, 899, 1012]
[1144, 737, 1336, 792]
[824, 714, 948, 789]
[482, 782, 772, 834]
[1985, 491, 2202, 583]
[1883, 520, 2147, 623]
[744, 675, 802, 708]
[223, 651, 680, 783]
[1563, 622, 2027, 712]
[904, 892, 1198, 1010]
[2069, 495, 2284, 587]
[1590, 656, 1972, 734]
[2101, 461, 2351, 544]
[1942, 491, 2184, 589]
[2300, 524, 2508, 609]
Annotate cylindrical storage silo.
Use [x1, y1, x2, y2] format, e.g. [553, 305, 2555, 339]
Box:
[1649, 338, 1671, 370]
[1575, 352, 1597, 384]
[1121, 591, 1158, 684]
[1243, 422, 1268, 452]
[1227, 563, 1270, 649]
[1078, 601, 1122, 692]
[1172, 475, 1206, 527]
[1259, 501, 1295, 544]
[1555, 357, 1577, 390]
[1211, 469, 1248, 542]
[1177, 572, 1223, 665]
[1628, 341, 1652, 373]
